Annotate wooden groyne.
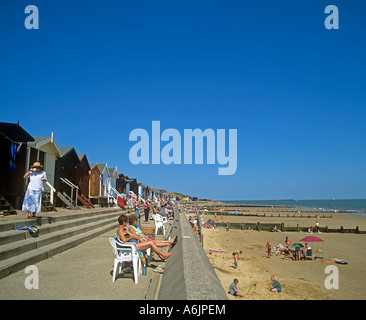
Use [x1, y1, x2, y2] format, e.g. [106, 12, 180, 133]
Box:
[210, 222, 366, 234]
[187, 211, 333, 219]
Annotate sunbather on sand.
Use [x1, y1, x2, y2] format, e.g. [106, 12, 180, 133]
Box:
[116, 214, 173, 261]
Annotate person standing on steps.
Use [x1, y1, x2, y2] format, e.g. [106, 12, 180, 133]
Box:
[22, 162, 47, 219]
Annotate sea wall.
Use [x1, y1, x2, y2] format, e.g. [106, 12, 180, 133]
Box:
[158, 206, 228, 300]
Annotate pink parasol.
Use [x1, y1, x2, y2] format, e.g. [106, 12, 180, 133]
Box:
[300, 236, 324, 242]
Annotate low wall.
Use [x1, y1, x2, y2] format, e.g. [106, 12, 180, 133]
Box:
[158, 206, 228, 300]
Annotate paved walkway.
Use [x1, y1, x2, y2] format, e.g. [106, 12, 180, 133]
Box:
[0, 210, 168, 300]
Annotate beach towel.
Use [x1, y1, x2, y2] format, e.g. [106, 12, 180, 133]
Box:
[17, 225, 39, 234]
[207, 250, 228, 254]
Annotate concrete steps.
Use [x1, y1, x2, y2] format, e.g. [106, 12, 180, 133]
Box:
[0, 208, 123, 279]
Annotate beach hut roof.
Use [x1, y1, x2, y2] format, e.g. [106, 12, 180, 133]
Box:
[0, 122, 34, 143]
[89, 163, 101, 173]
[96, 163, 107, 173]
[59, 146, 81, 165]
[108, 167, 118, 177]
[28, 135, 62, 156]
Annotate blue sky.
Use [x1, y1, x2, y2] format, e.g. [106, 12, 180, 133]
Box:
[1, 0, 365, 200]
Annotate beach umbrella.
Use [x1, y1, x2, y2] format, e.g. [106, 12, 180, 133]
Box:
[291, 243, 304, 248]
[300, 236, 324, 242]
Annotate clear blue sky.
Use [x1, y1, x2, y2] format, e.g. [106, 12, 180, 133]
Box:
[1, 0, 365, 200]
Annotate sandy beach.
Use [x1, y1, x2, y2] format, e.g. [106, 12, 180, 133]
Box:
[187, 204, 366, 300]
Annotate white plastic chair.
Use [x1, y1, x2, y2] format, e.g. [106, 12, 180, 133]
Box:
[152, 214, 167, 236]
[109, 237, 141, 284]
[115, 237, 152, 266]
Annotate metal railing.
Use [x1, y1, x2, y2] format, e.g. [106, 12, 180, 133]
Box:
[39, 181, 57, 212]
[59, 177, 79, 209]
[109, 186, 119, 206]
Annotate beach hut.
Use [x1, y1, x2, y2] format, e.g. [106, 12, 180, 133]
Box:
[24, 134, 63, 211]
[116, 173, 127, 194]
[144, 185, 150, 201]
[89, 163, 110, 207]
[76, 154, 91, 198]
[0, 122, 34, 212]
[89, 163, 101, 200]
[138, 183, 145, 202]
[75, 154, 94, 208]
[53, 146, 82, 209]
[107, 166, 119, 204]
[96, 163, 109, 197]
[108, 167, 118, 192]
[129, 178, 138, 196]
[56, 146, 80, 185]
[26, 134, 61, 189]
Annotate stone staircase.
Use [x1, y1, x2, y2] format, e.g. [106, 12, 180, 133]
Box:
[0, 194, 17, 216]
[0, 207, 124, 279]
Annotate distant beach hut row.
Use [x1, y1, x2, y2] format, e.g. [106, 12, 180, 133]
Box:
[0, 122, 176, 215]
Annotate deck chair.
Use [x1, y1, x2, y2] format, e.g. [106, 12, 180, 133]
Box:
[109, 237, 141, 284]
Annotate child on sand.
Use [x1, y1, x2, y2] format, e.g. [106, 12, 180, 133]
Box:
[232, 250, 242, 269]
[265, 241, 272, 258]
[267, 275, 282, 293]
[275, 245, 280, 256]
[228, 278, 246, 297]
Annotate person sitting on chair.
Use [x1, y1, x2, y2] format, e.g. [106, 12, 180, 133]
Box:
[115, 214, 173, 261]
[128, 215, 178, 249]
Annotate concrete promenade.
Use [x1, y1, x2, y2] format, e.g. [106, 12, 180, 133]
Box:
[0, 209, 167, 300]
[0, 203, 228, 300]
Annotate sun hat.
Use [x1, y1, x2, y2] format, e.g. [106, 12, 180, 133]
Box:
[31, 162, 43, 168]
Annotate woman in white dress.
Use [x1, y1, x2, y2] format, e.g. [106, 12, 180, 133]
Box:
[22, 162, 47, 219]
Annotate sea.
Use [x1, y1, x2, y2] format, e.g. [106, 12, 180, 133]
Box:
[221, 199, 366, 214]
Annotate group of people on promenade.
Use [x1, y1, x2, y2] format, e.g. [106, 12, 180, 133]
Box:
[118, 193, 175, 225]
[114, 192, 178, 263]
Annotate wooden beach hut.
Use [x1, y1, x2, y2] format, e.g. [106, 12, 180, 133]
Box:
[108, 167, 118, 193]
[127, 178, 138, 197]
[26, 134, 61, 189]
[51, 146, 86, 210]
[54, 146, 81, 208]
[56, 147, 80, 187]
[0, 122, 34, 212]
[138, 183, 145, 201]
[88, 163, 109, 207]
[116, 173, 127, 194]
[76, 154, 91, 198]
[75, 154, 94, 208]
[97, 163, 109, 198]
[89, 163, 101, 200]
[25, 134, 63, 211]
[144, 185, 150, 201]
[108, 166, 118, 204]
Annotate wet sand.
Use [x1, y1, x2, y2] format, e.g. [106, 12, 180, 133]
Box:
[188, 205, 366, 300]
